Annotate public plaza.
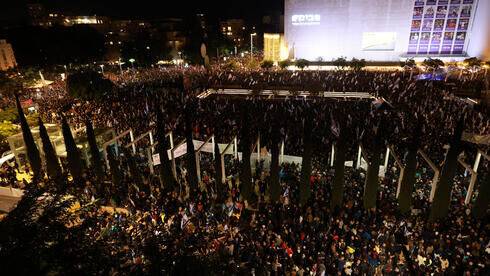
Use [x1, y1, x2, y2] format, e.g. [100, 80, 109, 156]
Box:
[0, 0, 489, 275]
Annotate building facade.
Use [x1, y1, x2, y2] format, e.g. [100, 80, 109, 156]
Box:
[264, 33, 289, 62]
[0, 40, 17, 71]
[285, 0, 490, 62]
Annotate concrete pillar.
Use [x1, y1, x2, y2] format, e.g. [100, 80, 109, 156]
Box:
[356, 145, 362, 169]
[384, 147, 390, 169]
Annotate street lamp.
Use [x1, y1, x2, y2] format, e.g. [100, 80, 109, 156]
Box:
[129, 58, 135, 70]
[100, 64, 105, 75]
[250, 33, 257, 58]
[118, 58, 123, 74]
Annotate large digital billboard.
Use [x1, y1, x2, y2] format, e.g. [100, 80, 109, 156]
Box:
[284, 0, 488, 61]
[408, 0, 475, 55]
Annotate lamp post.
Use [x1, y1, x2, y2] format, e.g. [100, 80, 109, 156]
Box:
[100, 64, 105, 75]
[118, 58, 124, 74]
[129, 58, 135, 70]
[250, 33, 257, 59]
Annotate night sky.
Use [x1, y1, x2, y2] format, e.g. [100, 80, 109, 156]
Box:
[1, 0, 284, 24]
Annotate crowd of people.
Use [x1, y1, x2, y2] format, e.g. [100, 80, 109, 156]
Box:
[2, 65, 489, 274]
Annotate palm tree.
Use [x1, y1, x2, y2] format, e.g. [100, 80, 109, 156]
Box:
[38, 117, 63, 185]
[300, 113, 313, 205]
[15, 93, 42, 180]
[397, 124, 421, 213]
[430, 117, 465, 220]
[363, 119, 384, 210]
[239, 107, 253, 201]
[61, 114, 84, 185]
[269, 107, 281, 202]
[155, 107, 176, 190]
[85, 118, 104, 182]
[331, 118, 347, 209]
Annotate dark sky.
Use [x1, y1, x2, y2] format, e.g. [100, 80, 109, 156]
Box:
[1, 0, 284, 24]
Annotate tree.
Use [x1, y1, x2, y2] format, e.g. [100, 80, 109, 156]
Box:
[295, 59, 310, 70]
[300, 113, 313, 205]
[363, 118, 384, 210]
[350, 58, 366, 71]
[0, 182, 111, 275]
[397, 124, 421, 213]
[430, 118, 465, 220]
[107, 146, 123, 204]
[423, 58, 444, 72]
[120, 31, 172, 65]
[38, 117, 63, 186]
[464, 57, 482, 70]
[66, 70, 113, 101]
[278, 60, 291, 70]
[85, 118, 104, 184]
[61, 114, 84, 185]
[223, 60, 239, 71]
[182, 15, 206, 65]
[239, 107, 253, 201]
[333, 57, 348, 70]
[269, 126, 281, 202]
[15, 93, 42, 180]
[400, 59, 416, 69]
[260, 60, 274, 70]
[155, 107, 176, 190]
[331, 122, 347, 209]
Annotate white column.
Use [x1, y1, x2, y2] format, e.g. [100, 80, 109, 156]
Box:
[104, 147, 110, 169]
[196, 152, 201, 183]
[169, 132, 174, 149]
[147, 148, 154, 175]
[234, 137, 238, 160]
[473, 152, 482, 173]
[212, 136, 216, 159]
[221, 155, 226, 184]
[356, 145, 362, 169]
[429, 171, 440, 202]
[330, 144, 335, 167]
[465, 173, 478, 205]
[130, 130, 136, 154]
[384, 147, 390, 169]
[149, 131, 154, 145]
[257, 136, 260, 161]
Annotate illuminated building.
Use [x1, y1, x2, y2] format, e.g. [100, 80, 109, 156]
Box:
[220, 19, 247, 47]
[263, 33, 289, 62]
[62, 16, 108, 26]
[285, 0, 490, 62]
[0, 40, 17, 71]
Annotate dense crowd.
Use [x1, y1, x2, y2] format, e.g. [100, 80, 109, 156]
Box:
[2, 66, 489, 274]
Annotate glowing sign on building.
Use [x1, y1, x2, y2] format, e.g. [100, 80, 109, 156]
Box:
[291, 14, 321, 26]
